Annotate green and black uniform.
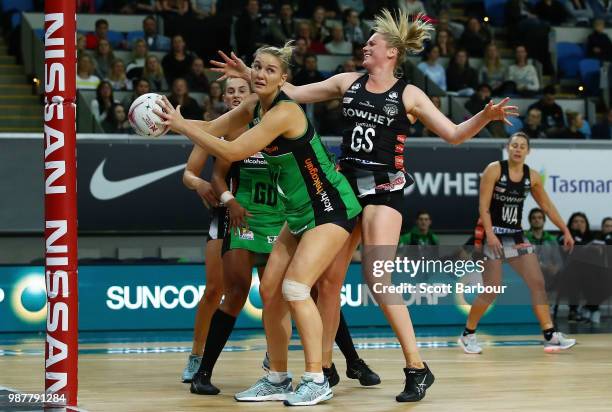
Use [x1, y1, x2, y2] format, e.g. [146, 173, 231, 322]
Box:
[222, 151, 285, 254]
[256, 91, 362, 235]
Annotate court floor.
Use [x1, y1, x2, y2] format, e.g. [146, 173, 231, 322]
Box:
[1, 329, 612, 412]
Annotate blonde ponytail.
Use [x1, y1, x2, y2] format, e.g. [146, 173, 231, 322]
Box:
[373, 9, 433, 66]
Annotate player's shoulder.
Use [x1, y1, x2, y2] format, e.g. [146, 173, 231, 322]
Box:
[336, 71, 365, 91]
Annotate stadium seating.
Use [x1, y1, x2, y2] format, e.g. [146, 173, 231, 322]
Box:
[557, 42, 585, 79]
[484, 0, 507, 27]
[579, 58, 601, 95]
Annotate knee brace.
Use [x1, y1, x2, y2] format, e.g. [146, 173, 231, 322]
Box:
[282, 279, 311, 301]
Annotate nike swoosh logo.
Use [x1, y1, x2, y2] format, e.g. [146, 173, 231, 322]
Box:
[90, 159, 186, 200]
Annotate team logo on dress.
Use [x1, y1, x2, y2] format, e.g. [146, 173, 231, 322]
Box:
[359, 100, 374, 108]
[239, 229, 254, 240]
[267, 236, 278, 244]
[389, 91, 398, 99]
[351, 83, 361, 90]
[343, 97, 353, 104]
[383, 104, 398, 117]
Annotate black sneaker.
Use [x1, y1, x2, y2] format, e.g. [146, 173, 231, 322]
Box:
[190, 371, 220, 395]
[323, 363, 340, 387]
[346, 358, 381, 386]
[396, 362, 435, 402]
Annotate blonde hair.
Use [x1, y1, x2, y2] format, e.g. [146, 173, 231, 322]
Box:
[373, 9, 433, 67]
[255, 41, 295, 73]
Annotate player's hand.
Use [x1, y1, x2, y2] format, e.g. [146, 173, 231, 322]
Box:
[227, 199, 252, 234]
[154, 96, 187, 134]
[210, 50, 250, 82]
[196, 180, 219, 208]
[486, 233, 503, 258]
[483, 97, 519, 126]
[562, 230, 575, 252]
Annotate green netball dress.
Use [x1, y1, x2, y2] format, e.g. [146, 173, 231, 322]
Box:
[255, 91, 362, 235]
[222, 149, 286, 254]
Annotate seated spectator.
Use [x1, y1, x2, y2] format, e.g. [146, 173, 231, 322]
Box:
[350, 43, 365, 71]
[141, 15, 171, 52]
[586, 18, 612, 61]
[398, 0, 426, 15]
[360, 0, 398, 19]
[160, 0, 192, 38]
[297, 22, 327, 54]
[565, 0, 594, 26]
[310, 6, 330, 43]
[338, 0, 364, 15]
[522, 108, 549, 138]
[399, 211, 439, 246]
[479, 43, 505, 94]
[459, 16, 491, 58]
[343, 8, 366, 44]
[524, 208, 563, 291]
[168, 78, 202, 120]
[534, 0, 569, 26]
[86, 19, 109, 50]
[203, 80, 225, 120]
[77, 0, 96, 13]
[117, 0, 164, 14]
[235, 0, 267, 65]
[267, 2, 297, 47]
[76, 55, 101, 90]
[191, 0, 217, 18]
[335, 58, 357, 74]
[446, 49, 478, 96]
[293, 54, 326, 86]
[93, 39, 115, 80]
[435, 28, 455, 58]
[162, 35, 196, 87]
[436, 9, 464, 40]
[549, 111, 586, 138]
[185, 58, 210, 94]
[77, 33, 91, 59]
[591, 107, 612, 139]
[122, 78, 151, 109]
[528, 85, 565, 133]
[91, 81, 118, 122]
[142, 55, 169, 91]
[505, 45, 540, 96]
[102, 104, 132, 134]
[106, 59, 133, 91]
[126, 39, 149, 80]
[464, 83, 492, 114]
[325, 24, 352, 55]
[526, 208, 560, 245]
[417, 45, 447, 91]
[290, 37, 308, 75]
[297, 0, 340, 19]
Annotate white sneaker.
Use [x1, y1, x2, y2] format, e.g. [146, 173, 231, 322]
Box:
[458, 333, 482, 354]
[590, 310, 601, 325]
[235, 375, 293, 402]
[182, 353, 202, 382]
[283, 376, 333, 406]
[544, 332, 576, 352]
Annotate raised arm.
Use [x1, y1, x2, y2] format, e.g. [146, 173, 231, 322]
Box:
[209, 50, 359, 103]
[405, 85, 518, 145]
[530, 168, 574, 249]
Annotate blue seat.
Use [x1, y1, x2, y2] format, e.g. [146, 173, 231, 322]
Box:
[127, 31, 146, 44]
[579, 58, 601, 95]
[557, 42, 585, 79]
[11, 12, 21, 28]
[106, 31, 126, 48]
[505, 115, 523, 136]
[1, 0, 33, 12]
[484, 0, 507, 26]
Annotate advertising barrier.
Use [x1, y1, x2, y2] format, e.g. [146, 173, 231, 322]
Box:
[0, 263, 536, 333]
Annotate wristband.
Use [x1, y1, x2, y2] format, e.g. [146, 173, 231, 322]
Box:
[220, 191, 235, 204]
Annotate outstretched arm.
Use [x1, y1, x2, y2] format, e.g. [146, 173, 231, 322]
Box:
[406, 85, 519, 145]
[210, 50, 359, 103]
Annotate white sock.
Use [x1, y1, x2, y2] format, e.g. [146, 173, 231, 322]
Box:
[267, 371, 289, 383]
[303, 372, 324, 384]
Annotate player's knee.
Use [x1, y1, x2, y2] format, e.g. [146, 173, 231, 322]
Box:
[282, 279, 311, 302]
[259, 282, 279, 307]
[204, 282, 223, 302]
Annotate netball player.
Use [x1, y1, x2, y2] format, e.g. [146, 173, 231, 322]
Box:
[210, 9, 517, 401]
[155, 43, 361, 406]
[180, 77, 251, 382]
[459, 132, 575, 354]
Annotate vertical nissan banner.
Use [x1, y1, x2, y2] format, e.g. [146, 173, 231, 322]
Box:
[44, 0, 78, 408]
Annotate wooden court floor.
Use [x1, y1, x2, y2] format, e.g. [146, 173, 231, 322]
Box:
[2, 333, 612, 411]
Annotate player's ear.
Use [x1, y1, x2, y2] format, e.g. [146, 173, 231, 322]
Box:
[280, 72, 288, 87]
